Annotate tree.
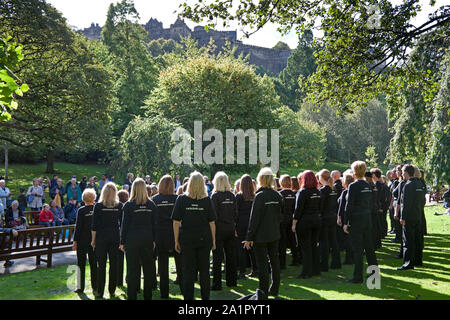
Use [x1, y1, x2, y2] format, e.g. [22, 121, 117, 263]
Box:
[276, 30, 316, 111]
[144, 41, 280, 175]
[0, 36, 28, 122]
[272, 41, 290, 50]
[0, 0, 114, 172]
[276, 106, 325, 168]
[365, 145, 378, 168]
[178, 0, 450, 111]
[112, 115, 191, 179]
[102, 0, 159, 137]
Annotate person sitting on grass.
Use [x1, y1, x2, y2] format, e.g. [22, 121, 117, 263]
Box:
[39, 204, 55, 227]
[50, 200, 69, 226]
[5, 200, 27, 230]
[64, 199, 79, 224]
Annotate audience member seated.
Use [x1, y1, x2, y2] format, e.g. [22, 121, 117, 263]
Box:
[0, 227, 18, 267]
[39, 204, 55, 227]
[5, 200, 27, 230]
[64, 199, 79, 224]
[50, 200, 69, 226]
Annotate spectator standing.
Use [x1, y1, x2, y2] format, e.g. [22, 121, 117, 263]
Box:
[38, 177, 50, 205]
[0, 179, 12, 213]
[99, 174, 108, 190]
[49, 175, 58, 191]
[174, 174, 182, 192]
[86, 177, 100, 200]
[79, 176, 87, 193]
[27, 178, 44, 211]
[67, 178, 82, 204]
[50, 179, 66, 207]
[123, 173, 134, 189]
[145, 175, 152, 185]
[18, 188, 27, 212]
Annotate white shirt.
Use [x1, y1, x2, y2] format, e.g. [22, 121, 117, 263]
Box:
[0, 187, 10, 209]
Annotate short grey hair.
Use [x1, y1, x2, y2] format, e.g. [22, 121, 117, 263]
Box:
[11, 200, 19, 207]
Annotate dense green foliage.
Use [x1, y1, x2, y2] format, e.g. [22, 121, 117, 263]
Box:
[0, 36, 28, 122]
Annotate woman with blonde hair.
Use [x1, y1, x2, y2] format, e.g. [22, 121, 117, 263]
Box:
[120, 178, 157, 300]
[318, 169, 341, 271]
[91, 182, 122, 299]
[151, 175, 183, 299]
[243, 167, 283, 298]
[211, 171, 237, 290]
[172, 171, 217, 300]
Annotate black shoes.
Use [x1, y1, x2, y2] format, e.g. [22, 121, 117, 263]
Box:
[296, 274, 310, 279]
[247, 271, 258, 278]
[211, 285, 222, 291]
[3, 261, 14, 268]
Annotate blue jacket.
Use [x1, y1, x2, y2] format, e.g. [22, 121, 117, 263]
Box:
[66, 185, 82, 203]
[64, 203, 78, 223]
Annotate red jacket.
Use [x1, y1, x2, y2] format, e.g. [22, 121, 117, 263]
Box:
[39, 209, 53, 222]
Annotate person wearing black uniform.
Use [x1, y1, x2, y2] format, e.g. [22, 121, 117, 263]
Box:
[397, 165, 423, 270]
[120, 178, 157, 300]
[393, 166, 407, 258]
[332, 171, 345, 251]
[278, 175, 300, 269]
[392, 165, 404, 244]
[235, 174, 258, 279]
[344, 161, 378, 283]
[73, 188, 98, 294]
[211, 171, 237, 290]
[412, 166, 426, 267]
[318, 169, 341, 271]
[365, 172, 382, 250]
[116, 189, 129, 287]
[371, 168, 387, 240]
[387, 170, 396, 234]
[243, 167, 282, 298]
[91, 182, 123, 299]
[292, 170, 322, 279]
[337, 170, 354, 265]
[152, 175, 182, 299]
[172, 171, 217, 300]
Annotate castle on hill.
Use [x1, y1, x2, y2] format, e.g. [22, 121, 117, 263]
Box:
[80, 18, 291, 75]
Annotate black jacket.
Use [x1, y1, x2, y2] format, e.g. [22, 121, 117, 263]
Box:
[293, 188, 322, 221]
[370, 182, 379, 214]
[74, 205, 94, 247]
[279, 189, 296, 224]
[246, 187, 283, 243]
[334, 180, 344, 199]
[235, 193, 253, 235]
[400, 178, 424, 222]
[337, 189, 348, 220]
[120, 199, 157, 247]
[319, 185, 338, 224]
[211, 191, 237, 238]
[344, 179, 373, 225]
[151, 193, 178, 252]
[393, 180, 406, 206]
[171, 194, 217, 248]
[92, 202, 123, 244]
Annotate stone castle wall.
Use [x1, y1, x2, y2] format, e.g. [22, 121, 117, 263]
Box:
[80, 18, 291, 75]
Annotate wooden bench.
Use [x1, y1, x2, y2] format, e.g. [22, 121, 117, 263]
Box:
[24, 211, 41, 228]
[0, 225, 75, 268]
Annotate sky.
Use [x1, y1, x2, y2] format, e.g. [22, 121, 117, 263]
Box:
[46, 0, 448, 50]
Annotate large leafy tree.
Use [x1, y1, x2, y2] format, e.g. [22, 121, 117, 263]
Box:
[102, 0, 159, 137]
[179, 0, 450, 111]
[0, 36, 28, 122]
[275, 29, 316, 111]
[0, 0, 114, 172]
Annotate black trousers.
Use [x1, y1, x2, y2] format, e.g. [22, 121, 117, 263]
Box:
[76, 244, 97, 293]
[389, 207, 395, 231]
[402, 220, 421, 268]
[319, 220, 341, 270]
[181, 245, 211, 300]
[279, 221, 300, 268]
[212, 232, 237, 288]
[297, 220, 321, 277]
[349, 217, 378, 281]
[95, 240, 118, 297]
[379, 211, 388, 238]
[126, 245, 155, 300]
[371, 212, 382, 248]
[117, 249, 124, 286]
[237, 229, 257, 274]
[158, 250, 183, 298]
[342, 231, 354, 263]
[253, 240, 280, 297]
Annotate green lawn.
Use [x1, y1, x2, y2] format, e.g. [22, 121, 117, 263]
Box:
[0, 205, 448, 300]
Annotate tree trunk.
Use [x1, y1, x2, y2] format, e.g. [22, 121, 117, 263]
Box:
[45, 149, 55, 173]
[3, 144, 8, 180]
